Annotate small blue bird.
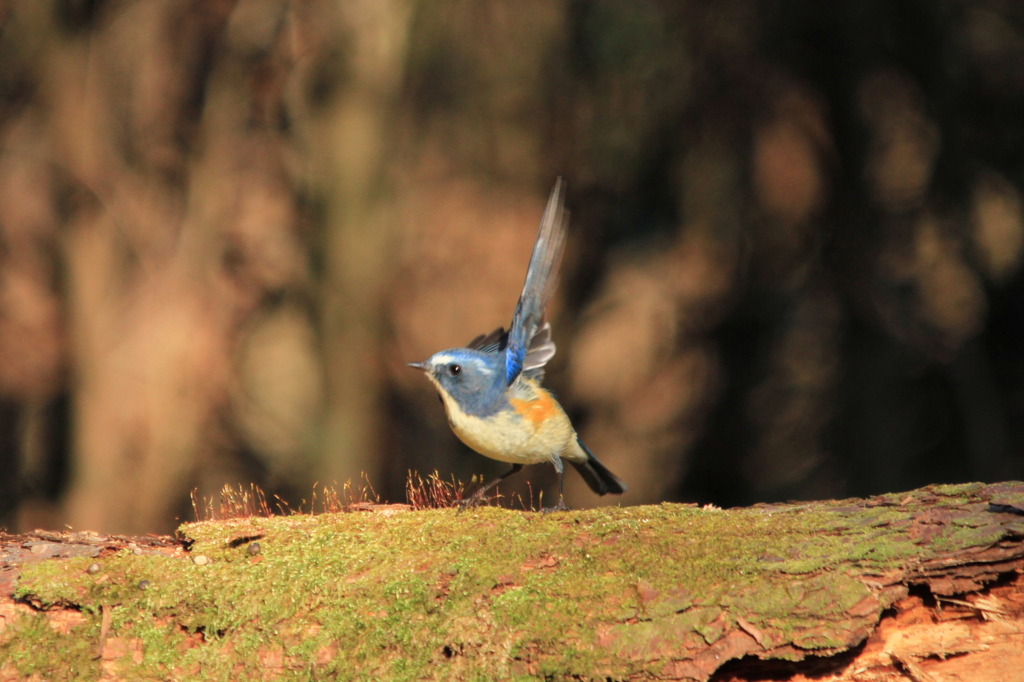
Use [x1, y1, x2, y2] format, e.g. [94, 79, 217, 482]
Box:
[409, 179, 627, 510]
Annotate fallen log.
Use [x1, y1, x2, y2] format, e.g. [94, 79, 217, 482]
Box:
[1, 481, 1023, 680]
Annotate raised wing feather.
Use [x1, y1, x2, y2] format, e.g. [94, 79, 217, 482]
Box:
[467, 327, 507, 354]
[504, 179, 567, 385]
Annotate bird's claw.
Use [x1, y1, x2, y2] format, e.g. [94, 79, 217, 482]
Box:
[457, 491, 487, 513]
[540, 496, 570, 514]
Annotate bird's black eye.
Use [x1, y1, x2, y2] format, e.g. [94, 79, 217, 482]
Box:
[448, 364, 461, 376]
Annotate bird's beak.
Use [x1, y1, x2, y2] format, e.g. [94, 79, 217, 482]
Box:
[407, 361, 428, 371]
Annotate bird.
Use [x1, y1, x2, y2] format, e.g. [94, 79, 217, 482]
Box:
[408, 178, 627, 511]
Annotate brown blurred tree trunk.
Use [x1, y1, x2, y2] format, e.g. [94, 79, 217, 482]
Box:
[298, 1, 413, 488]
[50, 4, 239, 533]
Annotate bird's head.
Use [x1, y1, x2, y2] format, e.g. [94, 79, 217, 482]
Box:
[408, 348, 505, 415]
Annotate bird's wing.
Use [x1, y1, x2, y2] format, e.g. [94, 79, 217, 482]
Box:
[504, 178, 567, 385]
[467, 327, 508, 354]
[467, 321, 556, 378]
[522, 320, 555, 374]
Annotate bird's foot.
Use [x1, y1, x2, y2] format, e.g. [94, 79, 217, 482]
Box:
[540, 496, 570, 514]
[457, 490, 488, 513]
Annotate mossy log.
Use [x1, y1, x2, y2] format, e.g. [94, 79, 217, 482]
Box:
[2, 482, 1023, 680]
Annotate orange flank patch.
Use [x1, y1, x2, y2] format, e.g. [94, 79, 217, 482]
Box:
[510, 391, 557, 429]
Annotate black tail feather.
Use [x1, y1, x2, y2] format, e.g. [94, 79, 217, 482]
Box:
[570, 438, 627, 495]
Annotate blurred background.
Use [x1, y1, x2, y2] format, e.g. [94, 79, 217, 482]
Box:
[1, 1, 1023, 534]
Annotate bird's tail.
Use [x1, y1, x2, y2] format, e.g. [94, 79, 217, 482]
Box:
[569, 437, 627, 495]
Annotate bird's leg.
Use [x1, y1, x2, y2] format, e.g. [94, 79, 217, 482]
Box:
[541, 455, 569, 513]
[460, 464, 524, 510]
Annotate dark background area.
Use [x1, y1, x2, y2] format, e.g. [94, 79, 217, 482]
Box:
[1, 1, 1022, 533]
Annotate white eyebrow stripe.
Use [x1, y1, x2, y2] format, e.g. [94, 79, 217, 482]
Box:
[430, 354, 494, 375]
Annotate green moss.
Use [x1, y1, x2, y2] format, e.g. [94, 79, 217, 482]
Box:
[0, 608, 100, 679]
[4, 482, 1022, 678]
[928, 482, 987, 497]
